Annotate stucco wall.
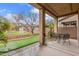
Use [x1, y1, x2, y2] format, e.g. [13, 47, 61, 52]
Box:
[58, 27, 77, 39]
[58, 14, 78, 39]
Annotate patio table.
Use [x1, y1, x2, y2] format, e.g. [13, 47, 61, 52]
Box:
[53, 33, 70, 45]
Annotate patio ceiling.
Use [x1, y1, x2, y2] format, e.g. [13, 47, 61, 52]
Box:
[31, 3, 79, 18]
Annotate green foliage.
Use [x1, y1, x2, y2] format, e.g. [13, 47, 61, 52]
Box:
[47, 22, 54, 39]
[48, 22, 54, 29]
[0, 17, 11, 48]
[0, 18, 11, 32]
[9, 31, 31, 36]
[0, 35, 39, 54]
[0, 31, 7, 43]
[0, 31, 5, 41]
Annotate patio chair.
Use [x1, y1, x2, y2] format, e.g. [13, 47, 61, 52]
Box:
[57, 34, 64, 43]
[52, 33, 56, 40]
[62, 33, 70, 46]
[52, 33, 59, 41]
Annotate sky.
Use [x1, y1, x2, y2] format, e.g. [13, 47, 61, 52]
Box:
[0, 3, 35, 16]
[0, 3, 39, 23]
[0, 3, 53, 23]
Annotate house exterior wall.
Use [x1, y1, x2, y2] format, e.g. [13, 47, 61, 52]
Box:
[58, 27, 77, 39]
[58, 14, 78, 39]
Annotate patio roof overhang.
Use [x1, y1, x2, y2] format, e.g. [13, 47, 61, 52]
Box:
[31, 3, 79, 18]
[30, 3, 79, 46]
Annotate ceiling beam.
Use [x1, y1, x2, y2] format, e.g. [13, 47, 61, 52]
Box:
[70, 3, 73, 12]
[37, 3, 58, 18]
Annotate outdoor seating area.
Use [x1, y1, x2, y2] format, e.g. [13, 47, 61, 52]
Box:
[0, 3, 79, 56]
[52, 33, 70, 45]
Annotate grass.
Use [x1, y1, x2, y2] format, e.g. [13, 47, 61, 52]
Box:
[12, 31, 31, 35]
[6, 31, 31, 36]
[0, 34, 39, 55]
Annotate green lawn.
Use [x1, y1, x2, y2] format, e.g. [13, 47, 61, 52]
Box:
[0, 34, 39, 55]
[7, 31, 31, 36]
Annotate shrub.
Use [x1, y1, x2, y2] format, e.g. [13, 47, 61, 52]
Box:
[0, 17, 11, 49]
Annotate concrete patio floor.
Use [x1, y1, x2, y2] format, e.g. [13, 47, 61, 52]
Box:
[2, 39, 79, 56]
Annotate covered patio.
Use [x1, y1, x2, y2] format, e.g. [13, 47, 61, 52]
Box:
[1, 3, 79, 56]
[31, 3, 79, 46]
[29, 3, 79, 56]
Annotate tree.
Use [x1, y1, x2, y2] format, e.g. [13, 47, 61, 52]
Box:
[12, 10, 38, 34]
[45, 16, 54, 38]
[12, 14, 23, 31]
[25, 11, 38, 34]
[48, 22, 54, 31]
[0, 17, 11, 50]
[12, 14, 31, 32]
[47, 21, 54, 38]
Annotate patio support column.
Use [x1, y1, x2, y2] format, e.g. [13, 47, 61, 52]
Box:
[39, 8, 45, 46]
[54, 18, 58, 33]
[77, 10, 79, 44]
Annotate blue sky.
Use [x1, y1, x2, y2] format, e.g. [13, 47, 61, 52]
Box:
[0, 3, 34, 16]
[0, 3, 53, 23]
[0, 3, 39, 23]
